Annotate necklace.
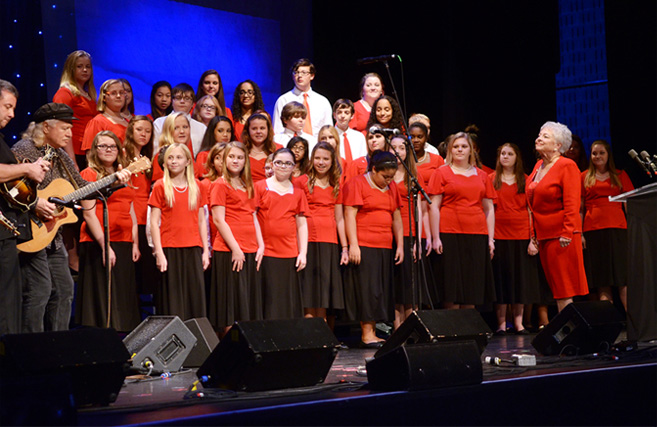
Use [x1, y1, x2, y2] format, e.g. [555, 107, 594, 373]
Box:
[173, 184, 188, 193]
[451, 163, 472, 173]
[417, 152, 428, 164]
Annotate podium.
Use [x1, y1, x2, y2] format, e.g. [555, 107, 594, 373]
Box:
[610, 182, 657, 342]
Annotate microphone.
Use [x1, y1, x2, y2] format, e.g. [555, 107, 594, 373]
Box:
[628, 149, 652, 177]
[369, 126, 401, 136]
[48, 197, 81, 210]
[357, 54, 397, 65]
[640, 151, 657, 175]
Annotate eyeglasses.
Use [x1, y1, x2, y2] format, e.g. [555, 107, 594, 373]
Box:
[239, 90, 254, 96]
[105, 90, 126, 98]
[173, 95, 194, 102]
[273, 160, 295, 168]
[200, 104, 217, 111]
[97, 144, 118, 151]
[293, 70, 312, 76]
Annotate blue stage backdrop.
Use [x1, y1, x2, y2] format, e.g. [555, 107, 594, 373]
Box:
[46, 0, 281, 117]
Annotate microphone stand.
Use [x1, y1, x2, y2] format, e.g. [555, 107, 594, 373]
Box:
[376, 55, 434, 314]
[386, 135, 434, 313]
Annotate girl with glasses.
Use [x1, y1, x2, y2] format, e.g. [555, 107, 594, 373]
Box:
[81, 79, 129, 152]
[231, 80, 265, 142]
[76, 131, 140, 331]
[255, 148, 309, 319]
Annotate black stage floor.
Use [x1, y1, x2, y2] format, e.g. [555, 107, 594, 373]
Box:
[74, 330, 657, 427]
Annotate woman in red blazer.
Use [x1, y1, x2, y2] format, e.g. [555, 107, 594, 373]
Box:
[527, 121, 588, 312]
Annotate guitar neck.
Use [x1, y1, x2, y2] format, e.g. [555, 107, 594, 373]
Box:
[61, 173, 118, 203]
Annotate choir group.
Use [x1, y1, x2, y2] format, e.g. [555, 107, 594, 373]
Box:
[0, 51, 633, 347]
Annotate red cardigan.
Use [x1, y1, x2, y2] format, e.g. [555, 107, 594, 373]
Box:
[527, 157, 582, 241]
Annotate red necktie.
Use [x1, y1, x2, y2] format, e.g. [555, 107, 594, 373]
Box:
[343, 132, 353, 163]
[302, 93, 312, 135]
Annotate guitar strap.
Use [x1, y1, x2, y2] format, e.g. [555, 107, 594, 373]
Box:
[57, 153, 81, 191]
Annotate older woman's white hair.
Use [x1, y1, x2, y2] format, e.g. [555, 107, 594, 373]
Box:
[541, 121, 572, 153]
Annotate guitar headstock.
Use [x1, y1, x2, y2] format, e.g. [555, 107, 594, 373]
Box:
[126, 156, 152, 175]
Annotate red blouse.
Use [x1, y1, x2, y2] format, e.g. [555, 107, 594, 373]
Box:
[428, 166, 496, 235]
[416, 153, 445, 185]
[581, 170, 634, 232]
[81, 114, 128, 151]
[210, 178, 258, 253]
[343, 173, 401, 249]
[53, 87, 98, 156]
[489, 173, 531, 240]
[255, 179, 308, 258]
[79, 168, 135, 243]
[296, 174, 342, 244]
[148, 178, 206, 248]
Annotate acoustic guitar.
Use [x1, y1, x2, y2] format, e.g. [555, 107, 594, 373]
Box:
[0, 146, 57, 212]
[17, 156, 151, 253]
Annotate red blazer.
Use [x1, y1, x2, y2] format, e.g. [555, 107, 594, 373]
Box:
[527, 157, 582, 241]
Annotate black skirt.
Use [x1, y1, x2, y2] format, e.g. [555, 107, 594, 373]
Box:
[209, 251, 263, 329]
[261, 256, 304, 319]
[432, 233, 496, 305]
[393, 236, 434, 306]
[301, 242, 345, 309]
[134, 224, 161, 295]
[76, 241, 141, 332]
[156, 247, 207, 320]
[343, 246, 395, 322]
[583, 228, 629, 289]
[492, 239, 542, 304]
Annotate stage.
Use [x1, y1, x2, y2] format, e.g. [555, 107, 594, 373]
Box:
[71, 330, 656, 426]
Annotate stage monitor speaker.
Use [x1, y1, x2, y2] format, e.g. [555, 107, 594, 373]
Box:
[197, 317, 340, 392]
[123, 315, 197, 373]
[532, 301, 625, 356]
[183, 317, 219, 368]
[0, 327, 129, 407]
[366, 340, 483, 391]
[374, 309, 491, 359]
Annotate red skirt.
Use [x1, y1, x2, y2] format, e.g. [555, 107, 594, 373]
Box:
[538, 234, 589, 299]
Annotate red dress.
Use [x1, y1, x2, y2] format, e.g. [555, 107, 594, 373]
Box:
[344, 156, 369, 186]
[81, 114, 128, 151]
[53, 87, 97, 156]
[416, 153, 445, 186]
[581, 170, 634, 232]
[527, 157, 588, 299]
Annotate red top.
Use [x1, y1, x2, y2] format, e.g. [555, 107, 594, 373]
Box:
[233, 121, 245, 142]
[210, 178, 258, 253]
[150, 140, 200, 182]
[53, 87, 98, 156]
[296, 175, 342, 244]
[79, 168, 135, 243]
[428, 165, 496, 235]
[195, 150, 211, 177]
[148, 178, 206, 248]
[527, 157, 582, 241]
[249, 143, 283, 183]
[255, 179, 308, 258]
[131, 171, 152, 225]
[343, 173, 401, 249]
[344, 156, 368, 185]
[581, 169, 634, 232]
[81, 114, 128, 151]
[394, 173, 427, 238]
[416, 153, 445, 185]
[348, 100, 370, 132]
[489, 173, 531, 240]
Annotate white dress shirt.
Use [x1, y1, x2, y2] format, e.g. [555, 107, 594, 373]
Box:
[272, 87, 333, 137]
[153, 111, 207, 158]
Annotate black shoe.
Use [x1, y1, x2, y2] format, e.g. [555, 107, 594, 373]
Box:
[359, 340, 384, 349]
[515, 328, 530, 335]
[494, 329, 507, 336]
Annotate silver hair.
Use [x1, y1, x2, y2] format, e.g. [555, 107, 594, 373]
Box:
[541, 121, 572, 153]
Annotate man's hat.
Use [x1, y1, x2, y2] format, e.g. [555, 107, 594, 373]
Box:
[33, 103, 78, 123]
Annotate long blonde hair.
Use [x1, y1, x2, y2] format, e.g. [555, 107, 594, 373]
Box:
[59, 50, 96, 100]
[162, 143, 199, 210]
